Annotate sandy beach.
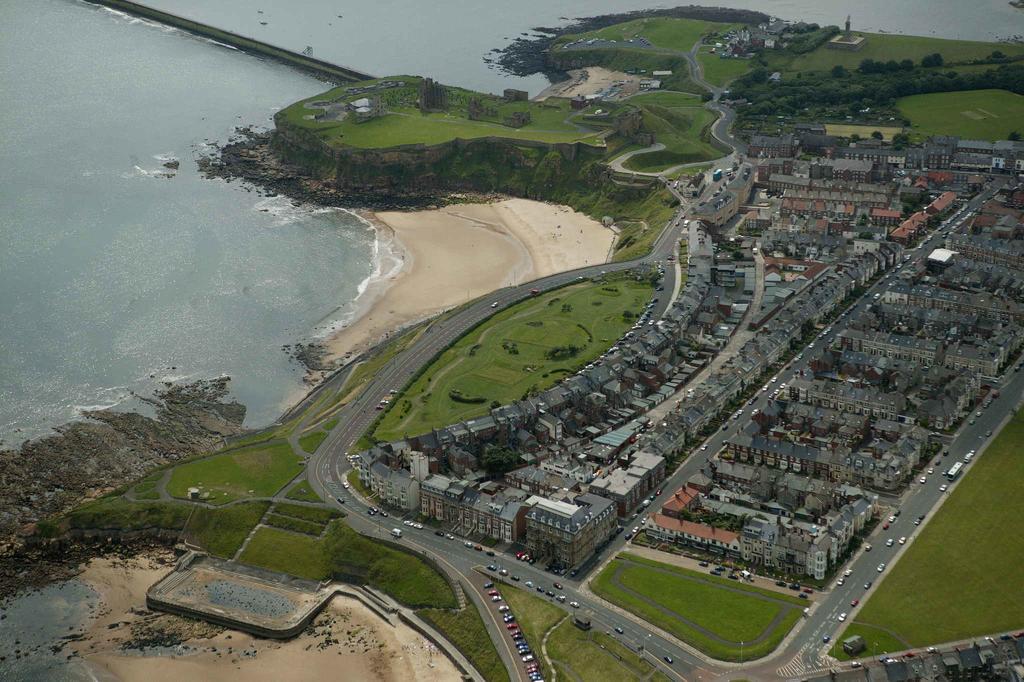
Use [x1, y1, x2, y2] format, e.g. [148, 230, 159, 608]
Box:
[74, 554, 461, 682]
[323, 198, 614, 362]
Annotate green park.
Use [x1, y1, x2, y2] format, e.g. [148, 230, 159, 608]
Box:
[276, 76, 605, 149]
[501, 583, 671, 682]
[623, 91, 722, 172]
[592, 554, 805, 661]
[834, 412, 1024, 660]
[372, 276, 654, 441]
[897, 89, 1024, 141]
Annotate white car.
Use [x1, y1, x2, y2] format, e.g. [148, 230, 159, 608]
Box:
[701, 444, 709, 451]
[939, 484, 948, 492]
[886, 538, 894, 547]
[888, 515, 897, 523]
[899, 536, 907, 545]
[919, 476, 927, 484]
[877, 563, 886, 572]
[927, 468, 934, 475]
[844, 569, 853, 577]
[838, 612, 848, 622]
[490, 301, 498, 308]
[569, 601, 580, 608]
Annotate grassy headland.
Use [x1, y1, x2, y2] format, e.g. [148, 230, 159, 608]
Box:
[897, 89, 1024, 140]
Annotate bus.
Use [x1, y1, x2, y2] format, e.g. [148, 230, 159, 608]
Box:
[946, 462, 964, 481]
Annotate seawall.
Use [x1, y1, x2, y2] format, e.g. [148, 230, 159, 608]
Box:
[82, 0, 374, 83]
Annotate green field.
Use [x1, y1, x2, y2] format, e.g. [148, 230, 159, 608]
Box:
[560, 17, 734, 53]
[277, 76, 603, 149]
[897, 89, 1024, 140]
[779, 33, 1024, 73]
[298, 430, 327, 454]
[592, 554, 804, 661]
[67, 498, 190, 532]
[166, 440, 303, 504]
[622, 93, 720, 172]
[501, 586, 564, 679]
[547, 618, 672, 682]
[419, 604, 510, 682]
[284, 480, 322, 503]
[696, 47, 752, 86]
[835, 412, 1024, 657]
[184, 502, 270, 558]
[372, 278, 653, 441]
[238, 525, 330, 580]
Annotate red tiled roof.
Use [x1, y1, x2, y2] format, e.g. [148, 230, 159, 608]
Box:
[648, 513, 739, 544]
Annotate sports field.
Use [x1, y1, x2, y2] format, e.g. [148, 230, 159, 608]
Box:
[166, 440, 303, 504]
[835, 412, 1024, 659]
[592, 554, 804, 661]
[897, 89, 1024, 141]
[372, 278, 652, 440]
[781, 33, 1024, 73]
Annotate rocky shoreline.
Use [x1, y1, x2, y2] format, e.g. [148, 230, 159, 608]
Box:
[0, 378, 245, 550]
[198, 127, 447, 211]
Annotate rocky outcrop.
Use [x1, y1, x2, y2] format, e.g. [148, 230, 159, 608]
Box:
[0, 378, 245, 542]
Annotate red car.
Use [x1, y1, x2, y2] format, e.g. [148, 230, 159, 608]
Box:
[488, 590, 499, 597]
[506, 623, 519, 630]
[850, 598, 860, 607]
[883, 522, 890, 530]
[802, 587, 814, 594]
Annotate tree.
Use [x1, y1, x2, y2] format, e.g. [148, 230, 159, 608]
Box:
[871, 130, 884, 140]
[891, 132, 911, 150]
[850, 133, 861, 143]
[1010, 131, 1021, 141]
[481, 446, 522, 475]
[921, 53, 944, 68]
[831, 65, 848, 78]
[991, 50, 1006, 60]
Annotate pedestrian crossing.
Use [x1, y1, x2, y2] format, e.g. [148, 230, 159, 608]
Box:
[776, 649, 836, 679]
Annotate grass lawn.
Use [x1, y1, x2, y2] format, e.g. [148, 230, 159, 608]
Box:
[238, 525, 330, 581]
[284, 480, 322, 503]
[372, 278, 653, 441]
[696, 47, 752, 86]
[131, 471, 163, 501]
[184, 502, 270, 558]
[501, 585, 564, 679]
[166, 440, 303, 504]
[238, 519, 456, 611]
[546, 618, 670, 682]
[610, 192, 678, 262]
[419, 604, 510, 682]
[272, 502, 342, 525]
[781, 33, 1024, 74]
[347, 469, 374, 499]
[562, 17, 734, 52]
[897, 89, 1024, 141]
[824, 123, 905, 141]
[592, 554, 803, 661]
[298, 430, 327, 454]
[622, 100, 720, 173]
[836, 412, 1024, 653]
[830, 622, 910, 661]
[279, 77, 602, 149]
[66, 498, 190, 532]
[264, 513, 324, 536]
